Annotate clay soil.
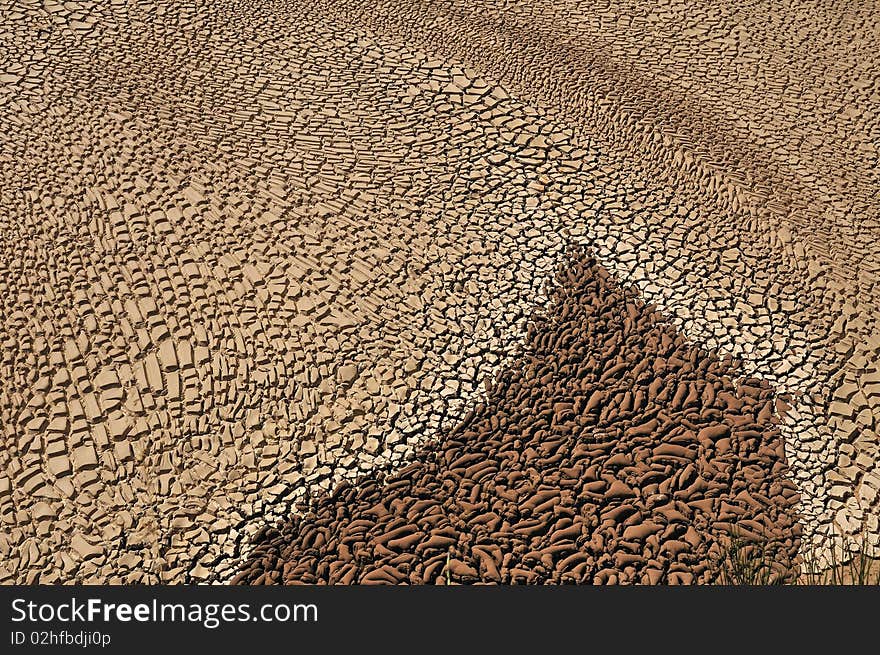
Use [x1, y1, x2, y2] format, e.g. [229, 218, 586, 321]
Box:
[2, 1, 878, 583]
[235, 249, 800, 584]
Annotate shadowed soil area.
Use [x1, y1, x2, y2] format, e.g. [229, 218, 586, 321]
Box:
[235, 248, 801, 584]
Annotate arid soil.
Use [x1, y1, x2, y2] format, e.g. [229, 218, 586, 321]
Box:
[1, 1, 878, 583]
[235, 249, 800, 584]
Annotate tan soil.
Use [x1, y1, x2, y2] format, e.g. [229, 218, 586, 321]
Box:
[234, 249, 800, 584]
[1, 1, 877, 582]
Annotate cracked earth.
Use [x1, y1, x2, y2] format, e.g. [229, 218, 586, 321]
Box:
[1, 1, 878, 583]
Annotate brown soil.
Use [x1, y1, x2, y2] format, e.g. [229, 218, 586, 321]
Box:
[4, 1, 877, 583]
[234, 249, 801, 584]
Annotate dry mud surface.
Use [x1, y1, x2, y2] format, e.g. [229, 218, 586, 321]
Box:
[1, 1, 878, 583]
[235, 250, 800, 584]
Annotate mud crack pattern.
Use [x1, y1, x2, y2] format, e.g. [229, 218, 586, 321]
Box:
[0, 0, 877, 583]
[235, 250, 800, 584]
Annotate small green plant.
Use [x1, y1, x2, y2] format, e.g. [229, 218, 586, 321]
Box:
[799, 526, 880, 585]
[714, 524, 880, 585]
[714, 532, 784, 585]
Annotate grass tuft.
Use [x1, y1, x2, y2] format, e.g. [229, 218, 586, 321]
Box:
[714, 524, 880, 585]
[714, 531, 784, 585]
[799, 526, 880, 585]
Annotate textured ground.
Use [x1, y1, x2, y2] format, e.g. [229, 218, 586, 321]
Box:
[235, 249, 800, 584]
[1, 1, 878, 583]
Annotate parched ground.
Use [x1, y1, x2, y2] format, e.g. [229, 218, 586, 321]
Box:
[235, 249, 800, 585]
[0, 1, 877, 583]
